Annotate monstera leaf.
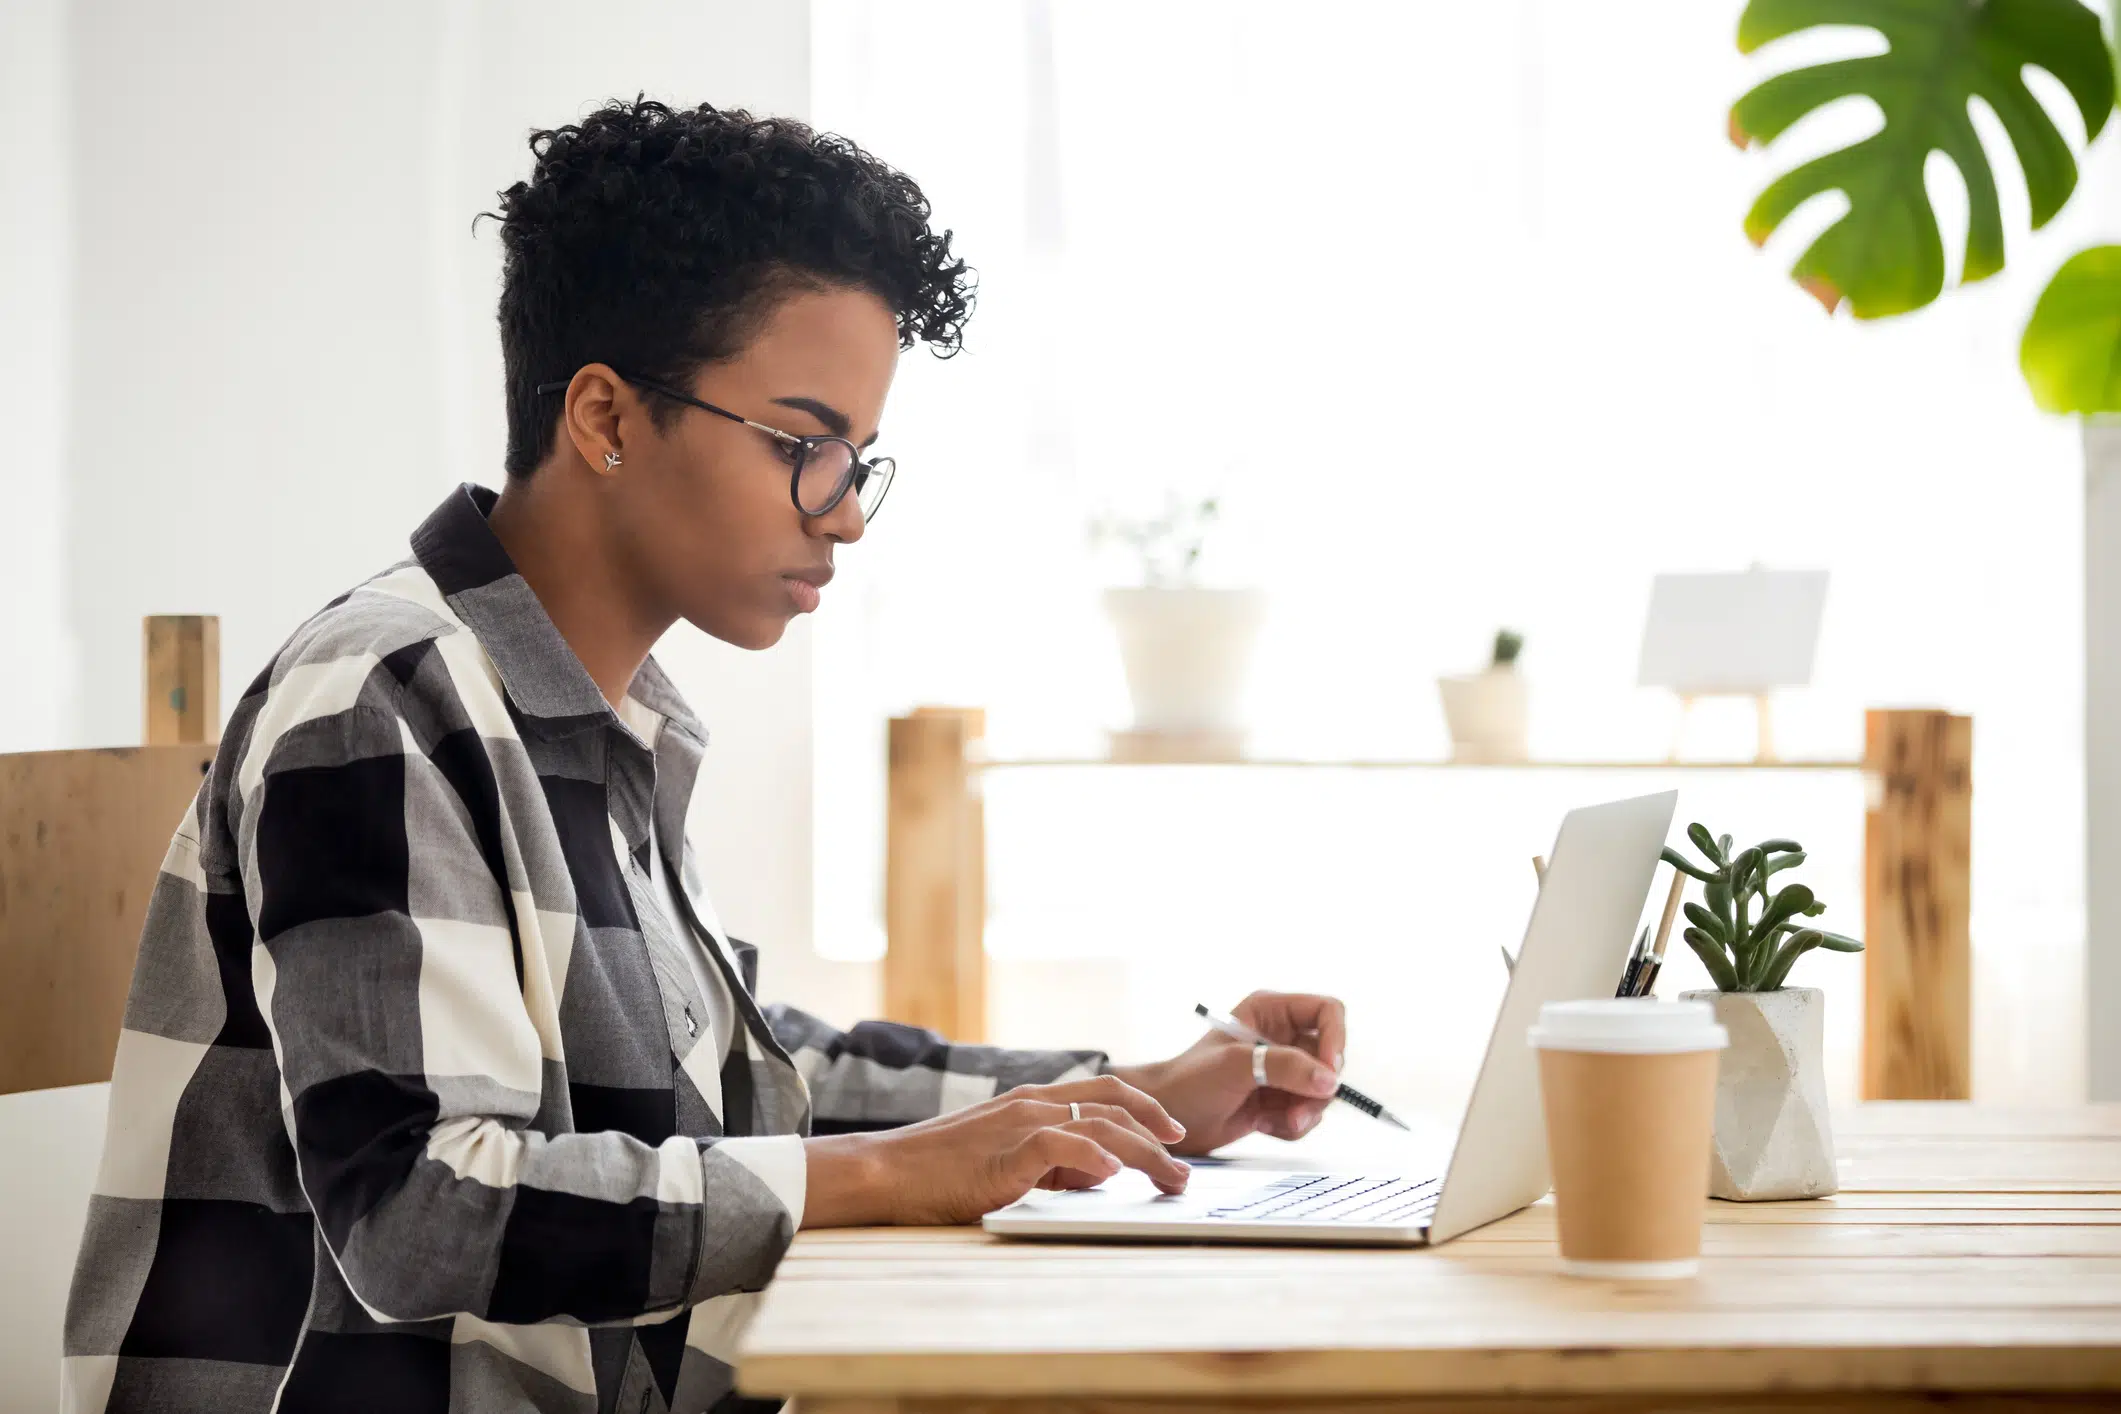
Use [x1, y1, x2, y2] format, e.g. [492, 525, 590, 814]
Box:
[2022, 246, 2121, 413]
[1731, 0, 2113, 319]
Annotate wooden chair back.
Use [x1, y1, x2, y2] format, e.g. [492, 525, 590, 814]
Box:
[0, 618, 219, 1094]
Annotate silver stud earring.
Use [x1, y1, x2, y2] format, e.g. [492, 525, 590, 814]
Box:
[604, 451, 623, 471]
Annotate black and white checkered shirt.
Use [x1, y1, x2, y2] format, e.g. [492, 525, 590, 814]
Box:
[63, 484, 1102, 1414]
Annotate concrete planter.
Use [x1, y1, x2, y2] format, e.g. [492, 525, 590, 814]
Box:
[1437, 667, 1528, 763]
[1103, 587, 1266, 739]
[1678, 986, 1838, 1200]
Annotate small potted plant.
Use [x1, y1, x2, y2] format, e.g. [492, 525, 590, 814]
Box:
[1663, 824, 1864, 1200]
[1091, 496, 1265, 754]
[1438, 629, 1528, 763]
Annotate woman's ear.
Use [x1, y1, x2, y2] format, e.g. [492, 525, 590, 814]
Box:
[560, 364, 629, 477]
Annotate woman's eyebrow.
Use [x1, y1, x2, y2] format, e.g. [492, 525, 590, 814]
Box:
[771, 395, 879, 448]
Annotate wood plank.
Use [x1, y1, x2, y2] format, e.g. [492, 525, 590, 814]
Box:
[805, 1396, 2121, 1414]
[0, 745, 213, 1093]
[914, 707, 987, 1042]
[1835, 1137, 2121, 1192]
[743, 1322, 2121, 1400]
[1835, 1104, 2121, 1140]
[777, 1226, 2121, 1270]
[745, 1115, 2121, 1403]
[884, 711, 984, 1041]
[142, 614, 220, 745]
[976, 757, 1863, 773]
[1863, 709, 1973, 1100]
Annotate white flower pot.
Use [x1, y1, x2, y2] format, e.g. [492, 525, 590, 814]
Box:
[1437, 668, 1528, 763]
[1679, 987, 1838, 1201]
[1102, 587, 1266, 737]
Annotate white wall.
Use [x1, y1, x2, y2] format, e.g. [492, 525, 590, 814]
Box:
[2088, 421, 2121, 1103]
[2079, 144, 2121, 1105]
[0, 0, 72, 755]
[42, 0, 848, 988]
[5, 4, 862, 1407]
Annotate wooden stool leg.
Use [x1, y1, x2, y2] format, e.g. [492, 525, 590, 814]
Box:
[885, 709, 986, 1041]
[1862, 708, 1972, 1099]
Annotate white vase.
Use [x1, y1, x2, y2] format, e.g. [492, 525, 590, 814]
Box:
[1102, 587, 1267, 738]
[1679, 987, 1838, 1201]
[1437, 667, 1528, 763]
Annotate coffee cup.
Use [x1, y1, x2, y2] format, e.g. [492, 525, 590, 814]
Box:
[1528, 998, 1727, 1278]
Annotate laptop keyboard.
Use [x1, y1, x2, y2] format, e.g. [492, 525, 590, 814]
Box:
[1203, 1172, 1442, 1225]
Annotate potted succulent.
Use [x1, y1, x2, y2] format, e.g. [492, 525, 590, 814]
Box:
[1438, 629, 1528, 763]
[1091, 496, 1265, 752]
[1663, 823, 1865, 1200]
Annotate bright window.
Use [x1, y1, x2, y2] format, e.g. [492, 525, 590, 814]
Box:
[812, 0, 2096, 1115]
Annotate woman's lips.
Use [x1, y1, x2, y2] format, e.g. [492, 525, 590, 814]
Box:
[785, 577, 822, 613]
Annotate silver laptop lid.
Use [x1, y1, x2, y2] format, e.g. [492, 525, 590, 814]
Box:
[1423, 790, 1677, 1244]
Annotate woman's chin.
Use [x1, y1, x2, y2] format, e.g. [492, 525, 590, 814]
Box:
[687, 610, 791, 653]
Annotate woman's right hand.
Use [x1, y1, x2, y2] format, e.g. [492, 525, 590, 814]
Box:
[800, 1073, 1191, 1228]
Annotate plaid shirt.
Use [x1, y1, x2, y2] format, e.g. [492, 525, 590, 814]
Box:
[64, 484, 1102, 1414]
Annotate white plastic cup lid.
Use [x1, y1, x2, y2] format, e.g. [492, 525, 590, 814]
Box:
[1527, 998, 1728, 1054]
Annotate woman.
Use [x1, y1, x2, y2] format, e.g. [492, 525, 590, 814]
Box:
[64, 99, 1350, 1414]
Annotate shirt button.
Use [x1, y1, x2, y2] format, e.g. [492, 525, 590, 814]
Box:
[684, 1006, 698, 1038]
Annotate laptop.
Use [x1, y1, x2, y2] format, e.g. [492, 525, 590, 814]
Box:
[983, 789, 1678, 1247]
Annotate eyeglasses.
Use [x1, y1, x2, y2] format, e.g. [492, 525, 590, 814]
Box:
[534, 373, 895, 522]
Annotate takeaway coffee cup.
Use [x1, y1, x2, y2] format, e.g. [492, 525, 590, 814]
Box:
[1528, 998, 1728, 1279]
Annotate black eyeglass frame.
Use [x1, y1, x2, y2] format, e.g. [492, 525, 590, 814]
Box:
[534, 373, 894, 522]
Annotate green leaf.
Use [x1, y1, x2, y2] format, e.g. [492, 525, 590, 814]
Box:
[1661, 845, 1719, 883]
[1731, 848, 1765, 905]
[1733, 0, 2114, 319]
[2112, 0, 2121, 111]
[1685, 901, 1728, 941]
[1732, 851, 1765, 975]
[1750, 883, 1817, 944]
[1719, 834, 1735, 862]
[1756, 838, 1802, 855]
[1815, 930, 1866, 952]
[1688, 823, 1726, 864]
[2021, 245, 2121, 415]
[1759, 930, 1824, 990]
[1684, 927, 1743, 992]
[1765, 850, 1809, 877]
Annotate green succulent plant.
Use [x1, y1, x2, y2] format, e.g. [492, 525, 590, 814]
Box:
[1491, 629, 1525, 669]
[1662, 822, 1864, 992]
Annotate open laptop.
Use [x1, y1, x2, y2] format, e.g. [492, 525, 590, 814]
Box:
[983, 789, 1677, 1247]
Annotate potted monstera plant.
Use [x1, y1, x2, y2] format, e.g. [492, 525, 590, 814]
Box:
[1729, 0, 2121, 480]
[1664, 824, 1864, 1200]
[1728, 0, 2116, 411]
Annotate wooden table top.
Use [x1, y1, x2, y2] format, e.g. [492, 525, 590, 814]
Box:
[737, 1104, 2121, 1409]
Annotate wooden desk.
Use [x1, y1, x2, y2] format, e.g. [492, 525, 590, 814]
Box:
[738, 1105, 2121, 1412]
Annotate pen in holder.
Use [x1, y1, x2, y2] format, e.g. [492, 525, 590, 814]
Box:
[1617, 868, 1687, 997]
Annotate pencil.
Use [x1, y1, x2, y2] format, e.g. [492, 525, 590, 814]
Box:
[1635, 867, 1688, 996]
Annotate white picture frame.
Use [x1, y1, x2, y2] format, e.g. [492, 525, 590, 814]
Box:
[1637, 569, 1829, 695]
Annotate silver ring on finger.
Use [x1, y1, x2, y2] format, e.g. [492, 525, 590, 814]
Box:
[1069, 1101, 1082, 1122]
[1252, 1039, 1271, 1089]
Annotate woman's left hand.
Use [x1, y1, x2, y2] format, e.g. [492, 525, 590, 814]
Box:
[1108, 991, 1348, 1157]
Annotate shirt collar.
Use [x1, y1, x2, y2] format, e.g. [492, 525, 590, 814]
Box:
[409, 482, 704, 742]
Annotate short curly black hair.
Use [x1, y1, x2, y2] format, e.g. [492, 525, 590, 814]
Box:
[490, 98, 974, 476]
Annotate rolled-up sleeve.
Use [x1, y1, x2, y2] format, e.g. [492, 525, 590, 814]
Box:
[764, 1004, 1105, 1133]
[242, 703, 793, 1326]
